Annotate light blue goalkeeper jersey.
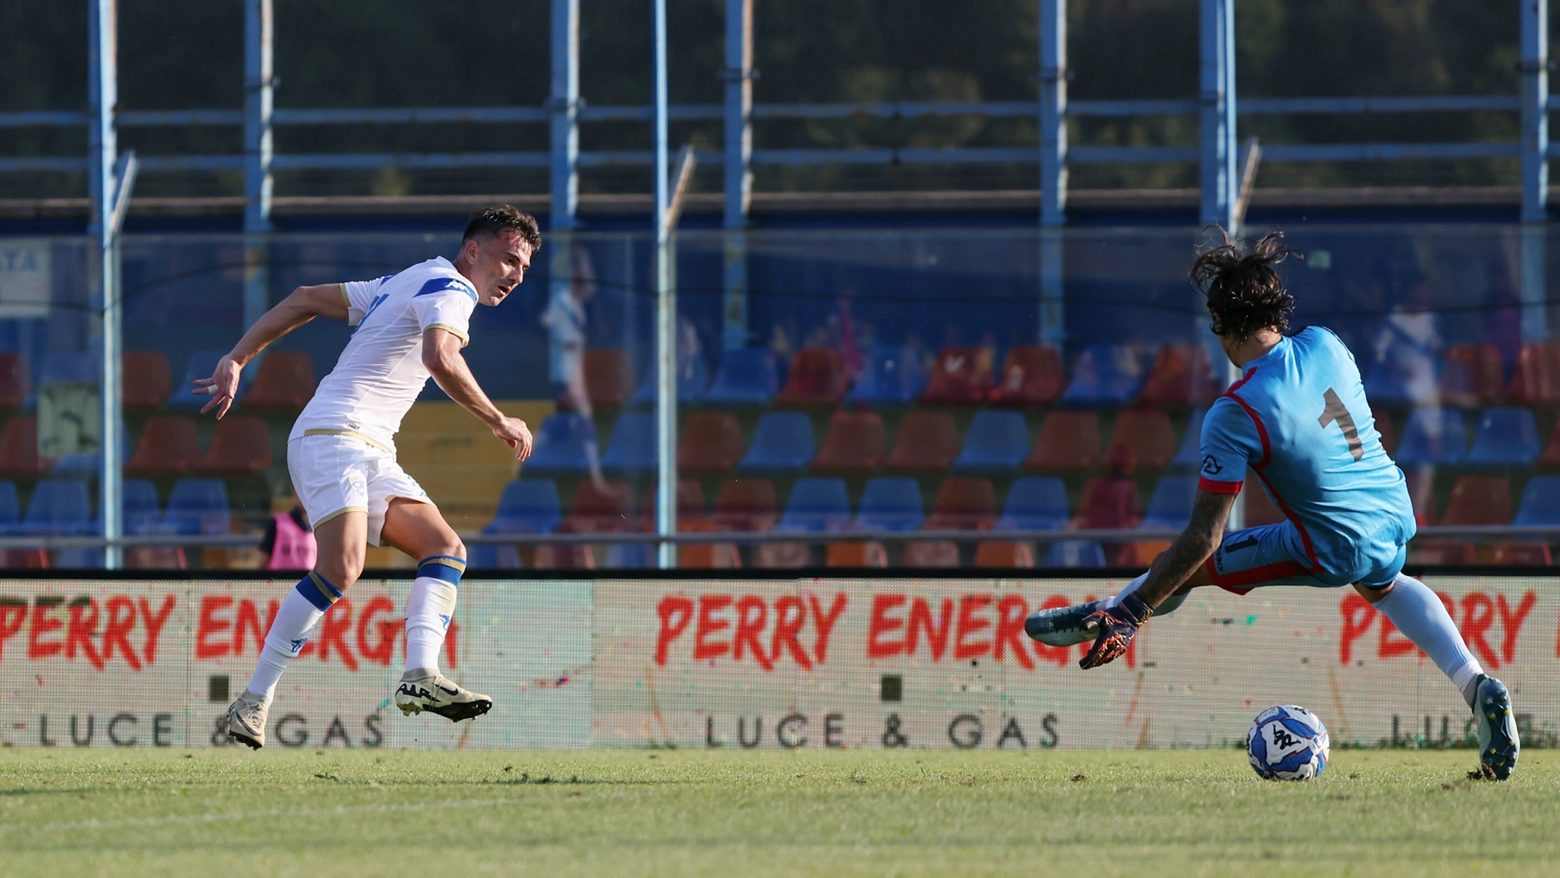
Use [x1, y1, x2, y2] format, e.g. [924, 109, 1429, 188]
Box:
[1197, 326, 1417, 580]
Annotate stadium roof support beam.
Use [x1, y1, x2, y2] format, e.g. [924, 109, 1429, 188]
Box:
[550, 0, 580, 232]
[1199, 0, 1236, 233]
[1038, 0, 1066, 346]
[653, 0, 677, 569]
[1522, 0, 1549, 342]
[242, 0, 273, 336]
[721, 0, 753, 352]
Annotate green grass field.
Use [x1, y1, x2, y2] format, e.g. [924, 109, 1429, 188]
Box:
[0, 748, 1552, 876]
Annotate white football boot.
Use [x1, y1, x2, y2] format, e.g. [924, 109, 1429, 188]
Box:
[225, 689, 269, 750]
[394, 669, 493, 722]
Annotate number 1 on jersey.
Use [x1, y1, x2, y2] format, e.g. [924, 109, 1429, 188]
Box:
[1318, 387, 1363, 461]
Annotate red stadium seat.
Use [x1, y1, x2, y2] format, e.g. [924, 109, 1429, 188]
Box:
[989, 346, 1064, 406]
[777, 348, 850, 406]
[678, 413, 745, 475]
[975, 541, 1034, 568]
[754, 541, 814, 568]
[1025, 411, 1102, 474]
[122, 351, 172, 413]
[1075, 476, 1140, 565]
[826, 541, 888, 567]
[919, 346, 993, 405]
[561, 480, 635, 533]
[901, 540, 959, 567]
[637, 480, 705, 529]
[811, 411, 887, 475]
[1404, 469, 1436, 525]
[192, 417, 273, 478]
[533, 544, 596, 569]
[1490, 542, 1552, 565]
[1409, 541, 1477, 565]
[882, 411, 961, 475]
[1371, 408, 1397, 457]
[1104, 410, 1176, 473]
[1241, 476, 1285, 527]
[1137, 345, 1218, 408]
[0, 416, 42, 479]
[1439, 344, 1505, 409]
[242, 351, 316, 413]
[125, 416, 201, 478]
[1440, 475, 1512, 526]
[584, 349, 636, 407]
[712, 479, 778, 531]
[0, 353, 31, 414]
[1506, 342, 1560, 405]
[923, 477, 997, 530]
[1535, 419, 1560, 472]
[678, 519, 741, 568]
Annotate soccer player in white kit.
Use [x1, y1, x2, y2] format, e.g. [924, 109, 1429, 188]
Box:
[197, 206, 540, 749]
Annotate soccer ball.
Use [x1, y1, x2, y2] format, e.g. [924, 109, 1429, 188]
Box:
[1246, 705, 1330, 780]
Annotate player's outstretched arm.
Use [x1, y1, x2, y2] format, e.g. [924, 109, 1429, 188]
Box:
[422, 327, 534, 461]
[194, 283, 349, 418]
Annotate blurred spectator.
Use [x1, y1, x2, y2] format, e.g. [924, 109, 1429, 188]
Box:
[1483, 264, 1522, 376]
[1370, 272, 1442, 408]
[261, 488, 316, 571]
[541, 245, 603, 484]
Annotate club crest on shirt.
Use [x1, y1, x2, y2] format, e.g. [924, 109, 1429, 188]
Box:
[1201, 455, 1223, 475]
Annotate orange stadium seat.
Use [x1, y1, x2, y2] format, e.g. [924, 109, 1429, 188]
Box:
[678, 519, 741, 568]
[777, 348, 850, 406]
[0, 353, 31, 414]
[121, 351, 172, 413]
[1506, 342, 1560, 405]
[923, 477, 997, 530]
[712, 479, 778, 531]
[1025, 411, 1102, 474]
[901, 540, 959, 567]
[242, 351, 316, 413]
[1137, 345, 1218, 408]
[1439, 344, 1506, 409]
[919, 346, 993, 404]
[881, 410, 961, 474]
[0, 416, 42, 480]
[125, 416, 201, 478]
[677, 413, 745, 475]
[561, 480, 635, 532]
[192, 416, 273, 478]
[811, 411, 887, 475]
[989, 345, 1064, 406]
[1440, 475, 1512, 526]
[754, 541, 814, 568]
[1104, 410, 1176, 473]
[584, 349, 636, 407]
[826, 541, 887, 567]
[974, 541, 1035, 568]
[1241, 476, 1285, 527]
[1490, 542, 1552, 565]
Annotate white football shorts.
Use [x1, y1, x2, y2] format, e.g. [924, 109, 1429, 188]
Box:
[287, 433, 432, 547]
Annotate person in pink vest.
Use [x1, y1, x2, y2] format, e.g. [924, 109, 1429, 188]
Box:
[261, 488, 317, 571]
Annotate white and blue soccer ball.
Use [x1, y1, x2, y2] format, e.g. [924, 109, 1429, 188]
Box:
[1246, 705, 1330, 781]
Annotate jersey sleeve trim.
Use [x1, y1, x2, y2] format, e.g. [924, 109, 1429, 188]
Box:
[339, 283, 350, 308]
[425, 323, 471, 346]
[1221, 370, 1271, 469]
[1198, 477, 1243, 495]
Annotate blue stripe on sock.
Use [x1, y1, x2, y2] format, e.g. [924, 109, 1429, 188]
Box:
[416, 558, 464, 586]
[295, 577, 333, 611]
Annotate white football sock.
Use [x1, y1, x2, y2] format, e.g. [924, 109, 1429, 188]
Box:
[248, 572, 337, 699]
[405, 556, 463, 674]
[1106, 572, 1188, 617]
[1374, 574, 1484, 708]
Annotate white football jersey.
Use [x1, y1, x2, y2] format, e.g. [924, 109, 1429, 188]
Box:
[288, 256, 478, 452]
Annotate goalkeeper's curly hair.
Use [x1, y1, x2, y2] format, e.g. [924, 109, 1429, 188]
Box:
[1190, 226, 1300, 344]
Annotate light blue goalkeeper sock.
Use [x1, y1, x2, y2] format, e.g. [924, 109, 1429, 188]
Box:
[1373, 574, 1483, 707]
[1106, 573, 1188, 617]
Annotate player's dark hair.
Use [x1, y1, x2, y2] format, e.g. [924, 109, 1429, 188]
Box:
[1190, 226, 1299, 343]
[462, 204, 543, 252]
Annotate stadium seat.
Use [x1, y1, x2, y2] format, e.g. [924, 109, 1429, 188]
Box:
[0, 353, 31, 414]
[1042, 539, 1108, 568]
[163, 478, 231, 535]
[1439, 475, 1512, 526]
[1058, 345, 1143, 407]
[629, 354, 708, 405]
[121, 351, 173, 413]
[853, 477, 924, 532]
[923, 477, 997, 530]
[678, 519, 741, 569]
[712, 479, 778, 531]
[1513, 475, 1560, 526]
[0, 416, 41, 479]
[636, 479, 707, 528]
[1438, 344, 1505, 409]
[600, 412, 657, 475]
[810, 411, 887, 475]
[826, 541, 888, 567]
[560, 480, 635, 533]
[678, 413, 745, 475]
[1371, 408, 1397, 457]
[39, 350, 98, 384]
[523, 413, 598, 475]
[166, 349, 237, 410]
[1463, 408, 1540, 468]
[1363, 355, 1433, 409]
[242, 351, 316, 413]
[995, 477, 1069, 531]
[125, 416, 201, 478]
[1490, 542, 1552, 566]
[702, 348, 779, 406]
[776, 348, 850, 406]
[1140, 476, 1198, 530]
[533, 544, 596, 570]
[192, 416, 273, 478]
[1394, 409, 1467, 466]
[120, 478, 161, 535]
[602, 543, 654, 569]
[753, 542, 814, 568]
[1169, 409, 1208, 470]
[951, 410, 1029, 474]
[1409, 541, 1477, 565]
[1405, 469, 1436, 525]
[0, 480, 17, 530]
[881, 411, 961, 474]
[737, 412, 816, 474]
[1104, 410, 1176, 473]
[776, 477, 851, 533]
[1075, 477, 1140, 564]
[989, 345, 1064, 406]
[846, 342, 925, 405]
[1137, 345, 1218, 408]
[1506, 342, 1560, 405]
[974, 541, 1034, 568]
[584, 349, 636, 407]
[486, 480, 564, 534]
[901, 540, 959, 567]
[1024, 411, 1102, 473]
[1242, 476, 1285, 527]
[918, 346, 993, 405]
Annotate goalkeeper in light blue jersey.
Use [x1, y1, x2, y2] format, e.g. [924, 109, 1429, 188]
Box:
[1025, 228, 1518, 780]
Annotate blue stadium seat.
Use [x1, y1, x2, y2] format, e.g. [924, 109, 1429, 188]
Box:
[121, 478, 161, 535]
[600, 412, 657, 475]
[38, 350, 99, 384]
[853, 477, 924, 532]
[1513, 475, 1560, 526]
[19, 479, 94, 535]
[1363, 351, 1436, 409]
[702, 348, 779, 406]
[776, 477, 851, 533]
[604, 543, 654, 568]
[1140, 476, 1198, 529]
[486, 480, 563, 534]
[166, 349, 245, 410]
[1058, 345, 1144, 407]
[1169, 409, 1207, 470]
[629, 355, 708, 406]
[951, 410, 1030, 474]
[49, 429, 130, 478]
[163, 478, 231, 535]
[1395, 409, 1468, 466]
[1464, 408, 1541, 468]
[995, 477, 1069, 531]
[845, 343, 925, 405]
[737, 412, 815, 474]
[0, 480, 18, 532]
[523, 413, 598, 475]
[1043, 539, 1107, 568]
